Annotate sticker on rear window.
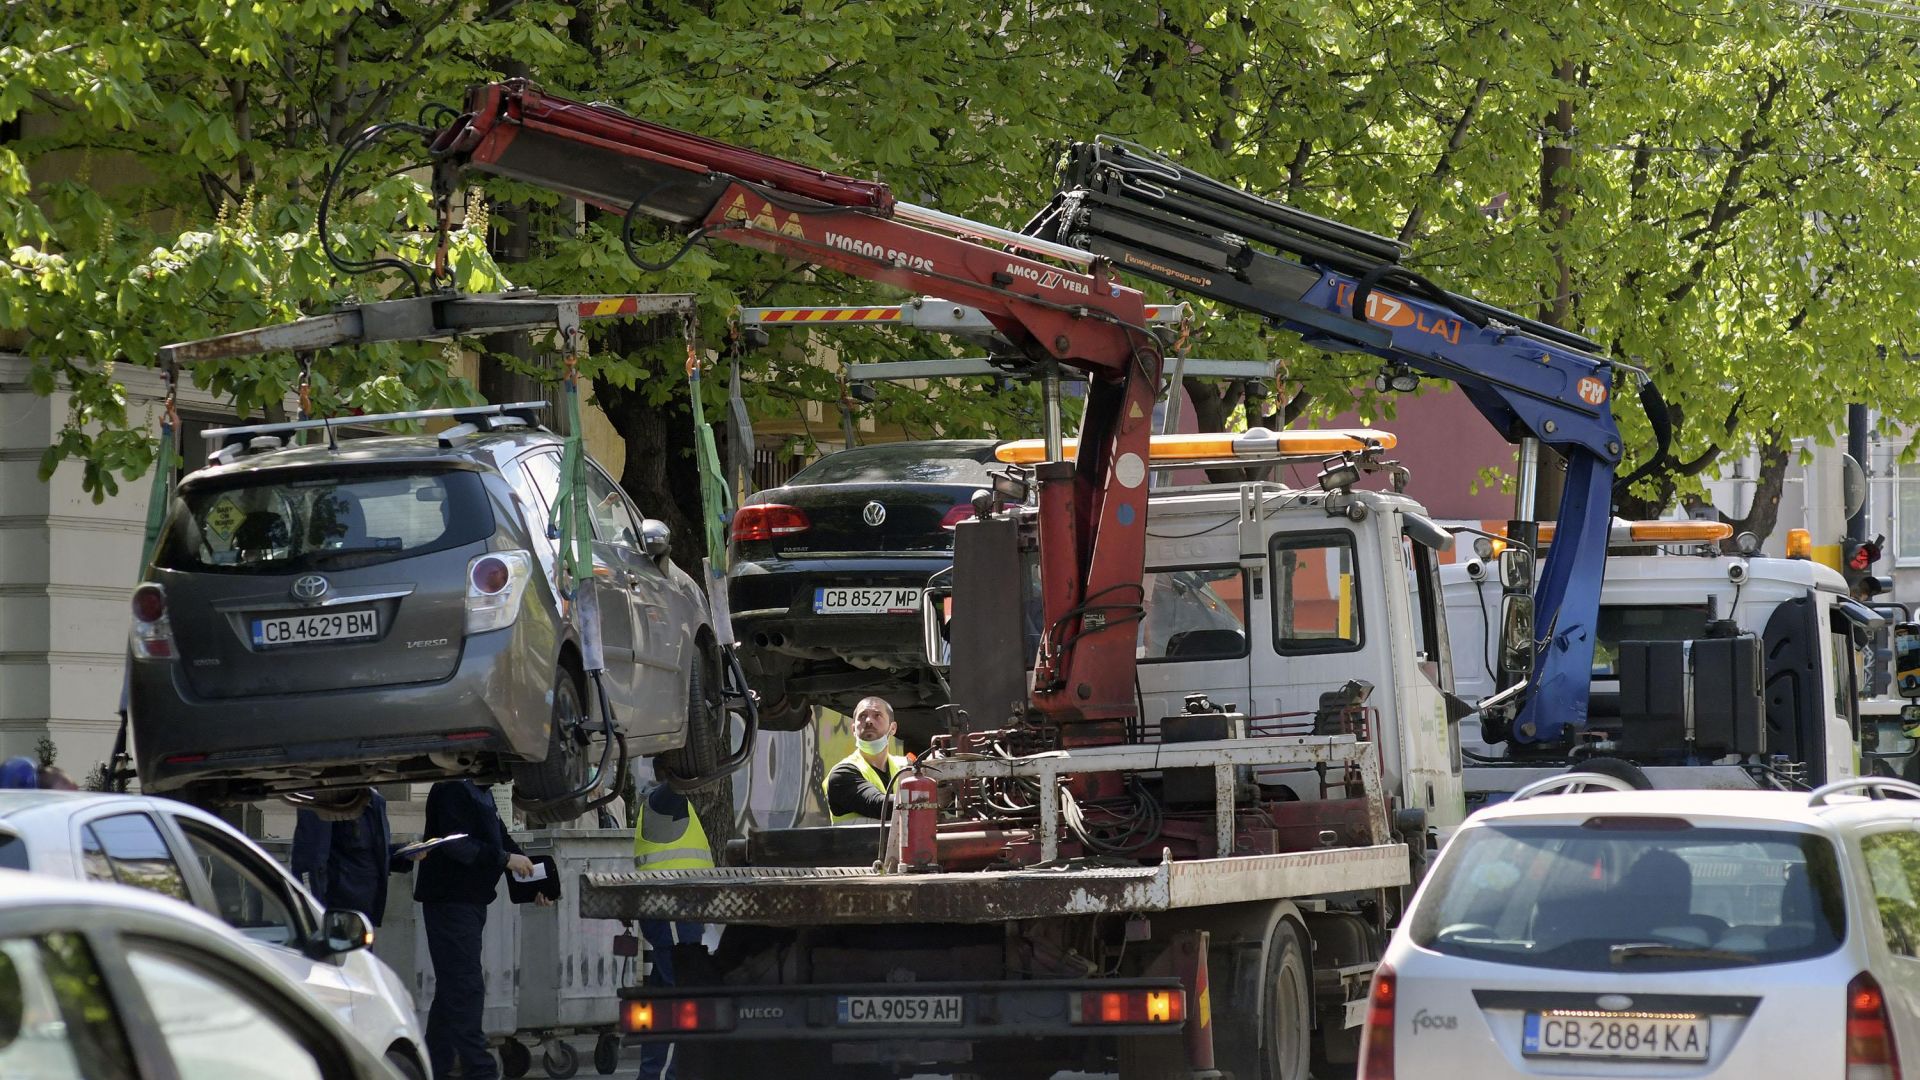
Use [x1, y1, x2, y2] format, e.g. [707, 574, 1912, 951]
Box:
[203, 497, 246, 544]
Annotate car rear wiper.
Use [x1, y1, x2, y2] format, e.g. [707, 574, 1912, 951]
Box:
[1609, 943, 1758, 966]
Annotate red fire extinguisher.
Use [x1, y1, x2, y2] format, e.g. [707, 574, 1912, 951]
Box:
[891, 756, 940, 872]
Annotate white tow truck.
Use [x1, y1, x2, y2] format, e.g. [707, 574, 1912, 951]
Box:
[1443, 524, 1876, 802]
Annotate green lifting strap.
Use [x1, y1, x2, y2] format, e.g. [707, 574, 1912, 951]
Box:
[549, 367, 594, 598]
[688, 359, 732, 573]
[138, 418, 177, 573]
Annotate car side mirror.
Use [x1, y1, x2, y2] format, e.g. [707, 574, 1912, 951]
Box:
[310, 908, 373, 958]
[921, 585, 953, 671]
[1498, 546, 1534, 591]
[639, 518, 671, 560]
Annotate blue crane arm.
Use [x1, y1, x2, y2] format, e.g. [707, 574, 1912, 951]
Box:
[1027, 138, 1641, 745]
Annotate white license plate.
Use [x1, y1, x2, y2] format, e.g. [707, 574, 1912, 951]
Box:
[251, 609, 379, 648]
[813, 587, 921, 615]
[1523, 1012, 1709, 1061]
[836, 995, 963, 1025]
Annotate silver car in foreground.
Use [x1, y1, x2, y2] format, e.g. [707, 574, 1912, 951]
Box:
[0, 869, 403, 1079]
[128, 405, 732, 824]
[1363, 777, 1920, 1079]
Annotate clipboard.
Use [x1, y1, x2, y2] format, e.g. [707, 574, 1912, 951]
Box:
[507, 854, 560, 904]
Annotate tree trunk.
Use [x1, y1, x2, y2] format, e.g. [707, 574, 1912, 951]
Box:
[593, 324, 707, 581]
[1532, 57, 1579, 519]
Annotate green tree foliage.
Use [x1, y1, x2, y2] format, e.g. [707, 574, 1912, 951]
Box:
[6, 1, 1920, 555]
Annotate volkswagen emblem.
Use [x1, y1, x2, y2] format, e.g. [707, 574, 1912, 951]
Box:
[862, 500, 887, 527]
[291, 574, 330, 602]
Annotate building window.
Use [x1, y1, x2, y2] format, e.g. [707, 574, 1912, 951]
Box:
[1899, 462, 1920, 566]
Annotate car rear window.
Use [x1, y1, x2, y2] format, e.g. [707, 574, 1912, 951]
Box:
[155, 467, 492, 573]
[1409, 821, 1846, 972]
[0, 832, 24, 870]
[787, 443, 999, 485]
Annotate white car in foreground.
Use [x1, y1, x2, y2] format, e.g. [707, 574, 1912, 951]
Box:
[0, 791, 427, 1078]
[0, 870, 402, 1079]
[1362, 775, 1920, 1079]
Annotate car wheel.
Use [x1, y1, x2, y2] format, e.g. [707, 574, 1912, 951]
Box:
[1571, 756, 1653, 790]
[287, 788, 371, 823]
[658, 651, 738, 855]
[512, 666, 592, 826]
[385, 1047, 428, 1080]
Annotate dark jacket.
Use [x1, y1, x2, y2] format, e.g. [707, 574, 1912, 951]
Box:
[290, 790, 410, 927]
[826, 757, 900, 820]
[413, 780, 524, 906]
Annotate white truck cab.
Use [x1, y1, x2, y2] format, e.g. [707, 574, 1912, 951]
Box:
[1444, 546, 1868, 802]
[1130, 479, 1467, 833]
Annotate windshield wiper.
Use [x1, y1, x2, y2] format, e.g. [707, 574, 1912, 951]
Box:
[1609, 943, 1758, 966]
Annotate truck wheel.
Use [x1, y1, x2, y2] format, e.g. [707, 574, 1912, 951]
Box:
[1260, 921, 1312, 1080]
[658, 651, 739, 855]
[541, 1039, 579, 1079]
[1570, 756, 1653, 790]
[513, 666, 591, 825]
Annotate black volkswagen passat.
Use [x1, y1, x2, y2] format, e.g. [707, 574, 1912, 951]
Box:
[727, 440, 1002, 745]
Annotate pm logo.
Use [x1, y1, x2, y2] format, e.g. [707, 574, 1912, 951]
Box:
[1577, 377, 1609, 405]
[291, 575, 329, 602]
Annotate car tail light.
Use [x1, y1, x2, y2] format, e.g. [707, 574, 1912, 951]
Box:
[465, 550, 532, 634]
[1357, 964, 1395, 1080]
[730, 504, 810, 543]
[129, 583, 175, 659]
[1849, 972, 1901, 1080]
[1067, 988, 1185, 1025]
[622, 996, 734, 1034]
[939, 503, 976, 530]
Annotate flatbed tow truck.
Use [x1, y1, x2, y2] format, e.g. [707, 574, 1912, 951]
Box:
[393, 82, 1659, 1078]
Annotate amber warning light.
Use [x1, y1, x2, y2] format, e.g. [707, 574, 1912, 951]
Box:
[622, 997, 734, 1034]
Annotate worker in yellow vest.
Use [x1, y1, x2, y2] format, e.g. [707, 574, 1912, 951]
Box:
[824, 696, 910, 823]
[631, 783, 713, 1080]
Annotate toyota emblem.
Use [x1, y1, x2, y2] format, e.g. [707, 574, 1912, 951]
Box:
[291, 574, 330, 602]
[862, 501, 887, 527]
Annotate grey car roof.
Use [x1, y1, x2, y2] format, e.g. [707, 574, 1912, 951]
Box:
[182, 428, 564, 488]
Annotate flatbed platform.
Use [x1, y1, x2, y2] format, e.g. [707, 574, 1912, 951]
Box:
[578, 842, 1408, 925]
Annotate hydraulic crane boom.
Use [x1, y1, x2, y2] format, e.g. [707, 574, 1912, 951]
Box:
[425, 81, 1166, 726]
[1025, 139, 1648, 746]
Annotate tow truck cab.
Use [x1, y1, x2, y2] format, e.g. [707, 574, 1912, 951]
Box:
[1132, 481, 1466, 835]
[1444, 550, 1868, 802]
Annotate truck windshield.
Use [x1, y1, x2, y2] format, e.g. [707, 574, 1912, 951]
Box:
[155, 467, 493, 574]
[1138, 566, 1247, 663]
[1590, 605, 1709, 676]
[1411, 822, 1845, 972]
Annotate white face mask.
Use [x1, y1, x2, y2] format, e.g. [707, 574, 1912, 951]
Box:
[857, 735, 891, 756]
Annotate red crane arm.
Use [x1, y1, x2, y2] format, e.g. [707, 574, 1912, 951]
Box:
[429, 81, 1164, 725]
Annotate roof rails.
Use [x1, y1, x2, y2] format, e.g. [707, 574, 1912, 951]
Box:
[203, 401, 548, 455]
[1807, 777, 1920, 807]
[1509, 772, 1641, 801]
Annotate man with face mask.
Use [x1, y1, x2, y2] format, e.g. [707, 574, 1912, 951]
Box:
[823, 696, 908, 823]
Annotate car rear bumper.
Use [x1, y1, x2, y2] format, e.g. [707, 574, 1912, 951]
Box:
[729, 556, 946, 659]
[129, 625, 552, 795]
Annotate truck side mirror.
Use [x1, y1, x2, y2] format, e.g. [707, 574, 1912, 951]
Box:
[1896, 622, 1920, 701]
[1498, 546, 1534, 592]
[1499, 595, 1535, 678]
[921, 586, 953, 671]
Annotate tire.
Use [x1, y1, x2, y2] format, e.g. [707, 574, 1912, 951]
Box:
[499, 1037, 532, 1079]
[592, 1032, 619, 1075]
[541, 1039, 579, 1079]
[1260, 921, 1312, 1080]
[385, 1047, 427, 1080]
[658, 651, 738, 855]
[1571, 756, 1653, 790]
[287, 787, 370, 823]
[513, 666, 592, 826]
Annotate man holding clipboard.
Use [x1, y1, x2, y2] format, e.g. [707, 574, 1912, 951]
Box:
[413, 779, 551, 1080]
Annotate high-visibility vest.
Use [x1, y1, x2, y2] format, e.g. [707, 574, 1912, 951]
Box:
[824, 750, 908, 824]
[632, 800, 715, 871]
